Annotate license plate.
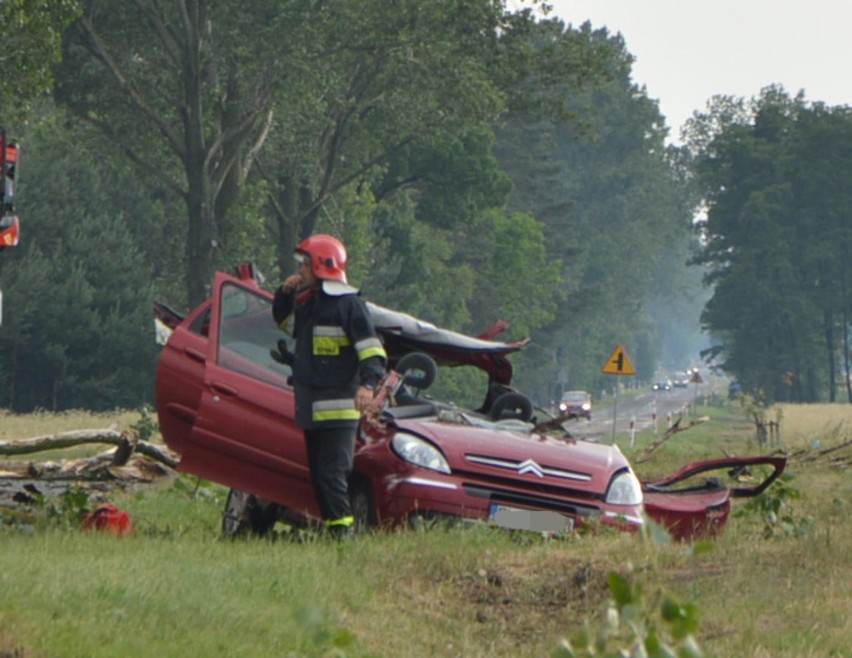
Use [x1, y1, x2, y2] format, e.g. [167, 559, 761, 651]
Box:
[489, 504, 574, 534]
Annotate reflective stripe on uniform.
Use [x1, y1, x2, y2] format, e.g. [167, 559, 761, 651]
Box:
[313, 325, 350, 356]
[325, 515, 354, 527]
[355, 336, 386, 361]
[312, 398, 361, 422]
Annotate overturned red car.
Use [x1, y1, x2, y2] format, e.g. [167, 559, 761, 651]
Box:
[154, 266, 785, 541]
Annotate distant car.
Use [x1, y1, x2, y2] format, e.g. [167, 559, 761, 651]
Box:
[558, 390, 592, 420]
[153, 264, 787, 541]
[652, 380, 672, 392]
[672, 371, 690, 388]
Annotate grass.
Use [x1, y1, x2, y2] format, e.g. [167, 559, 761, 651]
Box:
[1, 402, 852, 657]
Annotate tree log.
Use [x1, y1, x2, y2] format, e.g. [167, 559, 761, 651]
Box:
[0, 429, 179, 469]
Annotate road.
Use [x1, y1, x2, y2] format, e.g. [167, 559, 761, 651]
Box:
[561, 381, 709, 443]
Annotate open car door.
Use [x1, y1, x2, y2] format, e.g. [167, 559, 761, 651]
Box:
[184, 272, 318, 517]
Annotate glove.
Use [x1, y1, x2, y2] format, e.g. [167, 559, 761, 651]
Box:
[270, 339, 294, 366]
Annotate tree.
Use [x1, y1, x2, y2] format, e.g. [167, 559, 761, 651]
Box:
[0, 109, 157, 411]
[494, 19, 696, 399]
[55, 0, 286, 305]
[0, 0, 78, 118]
[688, 87, 852, 403]
[257, 0, 513, 279]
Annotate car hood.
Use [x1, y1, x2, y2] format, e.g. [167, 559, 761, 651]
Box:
[394, 413, 630, 495]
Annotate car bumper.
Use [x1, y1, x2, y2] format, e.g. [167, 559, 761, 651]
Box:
[373, 473, 643, 534]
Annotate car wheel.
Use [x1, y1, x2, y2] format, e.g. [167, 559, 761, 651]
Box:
[221, 488, 278, 538]
[349, 481, 374, 534]
[395, 352, 437, 391]
[490, 392, 534, 422]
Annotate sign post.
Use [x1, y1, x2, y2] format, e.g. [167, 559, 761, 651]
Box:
[601, 344, 635, 443]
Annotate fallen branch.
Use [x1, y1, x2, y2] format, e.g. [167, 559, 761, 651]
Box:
[634, 415, 710, 463]
[788, 437, 852, 468]
[0, 429, 179, 469]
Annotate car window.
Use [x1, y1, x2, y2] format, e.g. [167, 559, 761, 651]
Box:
[216, 283, 293, 388]
[188, 306, 211, 337]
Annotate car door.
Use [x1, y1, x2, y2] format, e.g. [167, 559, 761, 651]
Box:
[187, 272, 318, 516]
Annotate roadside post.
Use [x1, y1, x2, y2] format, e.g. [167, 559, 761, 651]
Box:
[601, 344, 636, 444]
[690, 368, 703, 412]
[652, 401, 658, 436]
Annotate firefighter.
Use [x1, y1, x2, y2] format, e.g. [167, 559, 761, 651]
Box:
[272, 234, 387, 537]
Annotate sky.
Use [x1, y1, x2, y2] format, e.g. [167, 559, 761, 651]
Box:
[543, 0, 852, 142]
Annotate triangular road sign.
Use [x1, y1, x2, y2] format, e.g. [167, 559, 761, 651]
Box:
[602, 344, 635, 375]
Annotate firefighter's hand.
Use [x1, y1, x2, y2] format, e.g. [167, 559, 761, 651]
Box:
[355, 385, 374, 412]
[281, 274, 302, 293]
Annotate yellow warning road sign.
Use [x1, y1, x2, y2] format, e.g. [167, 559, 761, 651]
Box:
[602, 344, 635, 375]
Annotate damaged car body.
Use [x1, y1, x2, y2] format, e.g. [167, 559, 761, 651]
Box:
[154, 266, 786, 542]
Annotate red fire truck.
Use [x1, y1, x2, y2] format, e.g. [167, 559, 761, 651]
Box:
[0, 126, 20, 250]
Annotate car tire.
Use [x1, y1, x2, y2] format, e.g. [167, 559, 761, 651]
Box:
[221, 488, 278, 538]
[490, 392, 534, 422]
[349, 480, 374, 534]
[394, 352, 437, 391]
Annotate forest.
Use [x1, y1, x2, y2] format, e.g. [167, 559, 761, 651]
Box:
[0, 0, 849, 411]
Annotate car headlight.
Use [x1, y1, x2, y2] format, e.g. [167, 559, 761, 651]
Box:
[605, 470, 643, 505]
[391, 432, 451, 474]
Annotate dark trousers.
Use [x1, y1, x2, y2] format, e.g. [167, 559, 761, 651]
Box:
[304, 426, 355, 522]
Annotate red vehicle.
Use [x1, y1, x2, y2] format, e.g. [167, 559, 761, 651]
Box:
[154, 266, 785, 541]
[0, 126, 20, 251]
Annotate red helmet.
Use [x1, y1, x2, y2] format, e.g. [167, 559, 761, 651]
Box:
[296, 234, 348, 283]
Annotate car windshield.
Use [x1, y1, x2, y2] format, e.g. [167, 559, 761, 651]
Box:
[562, 391, 589, 402]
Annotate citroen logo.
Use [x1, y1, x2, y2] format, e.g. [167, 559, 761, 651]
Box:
[517, 459, 544, 478]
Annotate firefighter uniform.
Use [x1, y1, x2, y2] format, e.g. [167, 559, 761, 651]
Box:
[273, 280, 386, 531]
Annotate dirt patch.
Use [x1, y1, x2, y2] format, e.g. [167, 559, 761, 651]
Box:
[384, 550, 615, 655]
[455, 554, 611, 639]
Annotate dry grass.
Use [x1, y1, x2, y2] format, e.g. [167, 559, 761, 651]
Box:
[0, 408, 140, 441]
[773, 402, 852, 445]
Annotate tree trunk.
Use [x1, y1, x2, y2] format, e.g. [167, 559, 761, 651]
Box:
[824, 307, 836, 402]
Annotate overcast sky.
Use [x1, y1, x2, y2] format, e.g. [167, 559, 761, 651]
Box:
[544, 0, 852, 142]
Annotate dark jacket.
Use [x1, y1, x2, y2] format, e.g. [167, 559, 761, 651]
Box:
[273, 281, 386, 429]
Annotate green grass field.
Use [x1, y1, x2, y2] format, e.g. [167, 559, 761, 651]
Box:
[1, 403, 851, 657]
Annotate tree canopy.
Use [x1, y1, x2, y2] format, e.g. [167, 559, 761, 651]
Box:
[687, 87, 852, 403]
[0, 2, 728, 411]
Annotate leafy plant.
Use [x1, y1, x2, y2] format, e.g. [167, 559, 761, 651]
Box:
[0, 484, 92, 532]
[131, 404, 159, 442]
[735, 473, 814, 539]
[553, 571, 703, 658]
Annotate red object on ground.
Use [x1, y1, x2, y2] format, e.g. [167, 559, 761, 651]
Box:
[82, 504, 133, 536]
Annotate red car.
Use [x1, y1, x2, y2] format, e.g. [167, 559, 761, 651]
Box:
[154, 266, 785, 541]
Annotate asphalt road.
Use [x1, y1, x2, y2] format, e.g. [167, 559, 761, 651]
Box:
[562, 380, 709, 443]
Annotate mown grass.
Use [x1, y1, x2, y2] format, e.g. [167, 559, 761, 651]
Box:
[1, 402, 852, 657]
